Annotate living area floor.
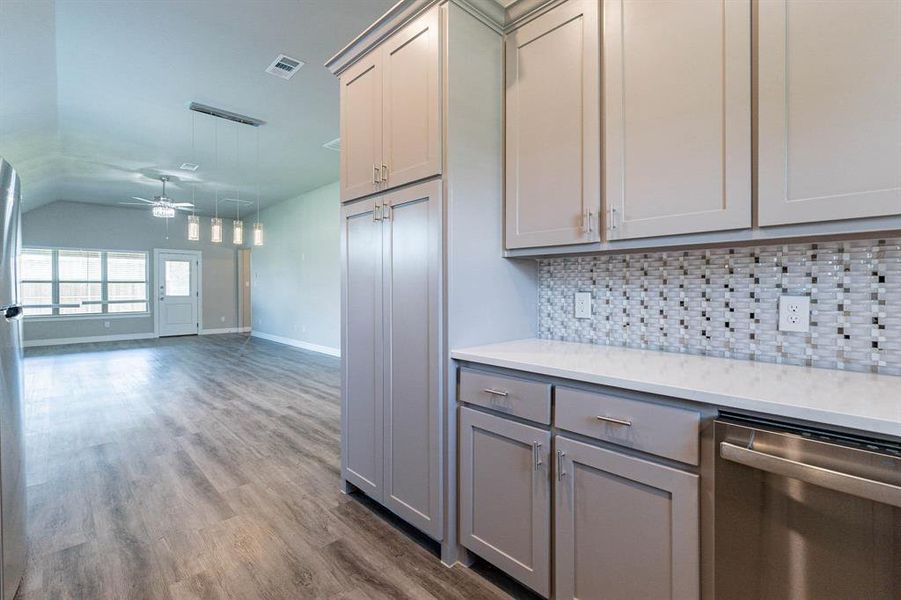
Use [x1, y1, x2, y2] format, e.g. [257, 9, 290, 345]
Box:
[19, 334, 522, 600]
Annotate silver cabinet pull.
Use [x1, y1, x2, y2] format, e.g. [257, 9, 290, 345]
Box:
[721, 442, 901, 508]
[373, 204, 382, 222]
[582, 209, 595, 234]
[556, 450, 566, 480]
[381, 163, 389, 182]
[533, 441, 543, 470]
[607, 207, 618, 232]
[482, 388, 508, 397]
[373, 164, 381, 184]
[382, 204, 391, 221]
[595, 415, 632, 427]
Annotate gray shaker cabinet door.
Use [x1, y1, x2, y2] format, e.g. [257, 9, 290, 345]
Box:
[555, 436, 699, 600]
[341, 197, 384, 498]
[381, 179, 443, 540]
[460, 407, 551, 597]
[504, 0, 601, 249]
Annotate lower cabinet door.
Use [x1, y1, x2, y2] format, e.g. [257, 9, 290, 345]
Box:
[341, 197, 384, 499]
[555, 436, 699, 600]
[459, 407, 551, 597]
[381, 180, 443, 540]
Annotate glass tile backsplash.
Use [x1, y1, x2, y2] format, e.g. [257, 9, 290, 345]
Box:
[538, 238, 901, 375]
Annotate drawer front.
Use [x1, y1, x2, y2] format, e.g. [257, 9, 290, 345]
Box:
[555, 387, 700, 465]
[459, 368, 551, 425]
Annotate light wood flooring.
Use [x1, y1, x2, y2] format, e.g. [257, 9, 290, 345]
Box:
[20, 334, 525, 600]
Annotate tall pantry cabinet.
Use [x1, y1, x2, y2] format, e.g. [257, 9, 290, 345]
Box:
[330, 1, 538, 560]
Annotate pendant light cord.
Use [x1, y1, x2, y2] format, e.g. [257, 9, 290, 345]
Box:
[256, 127, 261, 225]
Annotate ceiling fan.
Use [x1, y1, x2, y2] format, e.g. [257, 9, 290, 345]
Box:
[120, 176, 193, 218]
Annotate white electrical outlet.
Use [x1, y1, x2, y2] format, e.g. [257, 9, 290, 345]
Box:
[574, 292, 592, 319]
[778, 295, 810, 333]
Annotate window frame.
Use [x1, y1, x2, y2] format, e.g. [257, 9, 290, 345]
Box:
[20, 247, 151, 320]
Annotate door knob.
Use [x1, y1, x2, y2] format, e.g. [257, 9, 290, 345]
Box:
[2, 304, 23, 321]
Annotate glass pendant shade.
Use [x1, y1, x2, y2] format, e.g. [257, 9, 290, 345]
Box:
[233, 219, 244, 245]
[253, 222, 264, 246]
[187, 215, 200, 241]
[211, 217, 223, 243]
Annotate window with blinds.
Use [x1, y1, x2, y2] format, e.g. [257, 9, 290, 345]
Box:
[19, 249, 148, 317]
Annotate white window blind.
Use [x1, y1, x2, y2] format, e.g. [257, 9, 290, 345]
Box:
[19, 248, 148, 317]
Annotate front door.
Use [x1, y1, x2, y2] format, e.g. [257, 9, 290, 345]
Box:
[156, 250, 199, 337]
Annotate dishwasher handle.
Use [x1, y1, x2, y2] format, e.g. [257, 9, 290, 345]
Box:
[720, 441, 901, 509]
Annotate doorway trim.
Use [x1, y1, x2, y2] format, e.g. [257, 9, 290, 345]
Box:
[153, 248, 203, 337]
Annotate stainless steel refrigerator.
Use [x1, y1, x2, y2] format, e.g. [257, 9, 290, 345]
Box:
[0, 158, 26, 600]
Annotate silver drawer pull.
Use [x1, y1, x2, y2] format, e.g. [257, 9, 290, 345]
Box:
[595, 415, 632, 427]
[557, 450, 566, 480]
[482, 388, 509, 397]
[533, 441, 543, 470]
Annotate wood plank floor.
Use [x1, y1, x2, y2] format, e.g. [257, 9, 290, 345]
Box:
[20, 334, 527, 600]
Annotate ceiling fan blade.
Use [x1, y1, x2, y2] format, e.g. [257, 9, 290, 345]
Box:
[171, 202, 194, 207]
[120, 202, 149, 206]
[176, 206, 194, 212]
[131, 196, 156, 204]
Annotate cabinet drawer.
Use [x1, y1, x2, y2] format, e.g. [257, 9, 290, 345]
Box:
[459, 368, 551, 425]
[555, 387, 700, 465]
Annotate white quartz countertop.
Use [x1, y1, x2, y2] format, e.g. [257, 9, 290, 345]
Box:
[451, 339, 901, 440]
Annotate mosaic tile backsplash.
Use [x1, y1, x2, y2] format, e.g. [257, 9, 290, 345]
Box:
[538, 238, 901, 376]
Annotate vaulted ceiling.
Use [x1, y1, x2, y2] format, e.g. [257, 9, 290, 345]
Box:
[0, 0, 395, 214]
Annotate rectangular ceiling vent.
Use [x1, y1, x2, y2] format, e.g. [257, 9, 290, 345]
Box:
[180, 162, 200, 172]
[266, 54, 305, 80]
[322, 138, 341, 152]
[220, 198, 254, 206]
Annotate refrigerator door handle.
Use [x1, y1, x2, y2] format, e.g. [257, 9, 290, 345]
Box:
[2, 304, 23, 321]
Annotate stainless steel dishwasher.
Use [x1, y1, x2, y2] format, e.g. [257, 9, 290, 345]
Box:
[713, 416, 901, 600]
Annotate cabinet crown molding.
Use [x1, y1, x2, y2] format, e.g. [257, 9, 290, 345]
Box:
[324, 0, 564, 75]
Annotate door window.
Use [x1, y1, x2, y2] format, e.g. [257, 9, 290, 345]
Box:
[164, 260, 191, 297]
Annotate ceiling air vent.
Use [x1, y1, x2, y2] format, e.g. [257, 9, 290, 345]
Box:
[180, 162, 200, 172]
[322, 138, 340, 152]
[266, 54, 304, 80]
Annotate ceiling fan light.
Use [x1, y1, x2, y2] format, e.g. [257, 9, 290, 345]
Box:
[152, 205, 175, 219]
[253, 223, 264, 246]
[233, 220, 244, 245]
[187, 215, 200, 241]
[211, 217, 223, 243]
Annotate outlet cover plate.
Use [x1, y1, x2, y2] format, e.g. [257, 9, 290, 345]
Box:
[575, 292, 592, 319]
[778, 295, 810, 333]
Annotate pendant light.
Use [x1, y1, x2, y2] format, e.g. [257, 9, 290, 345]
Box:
[187, 112, 200, 241]
[211, 119, 223, 243]
[232, 123, 243, 245]
[232, 191, 244, 245]
[253, 127, 264, 246]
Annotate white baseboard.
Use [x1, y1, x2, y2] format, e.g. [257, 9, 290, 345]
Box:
[24, 332, 157, 348]
[251, 331, 341, 357]
[200, 327, 251, 335]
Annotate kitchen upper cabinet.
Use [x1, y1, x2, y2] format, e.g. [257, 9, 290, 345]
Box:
[340, 55, 383, 203]
[341, 197, 383, 498]
[604, 0, 751, 240]
[381, 179, 443, 539]
[555, 435, 699, 600]
[505, 0, 601, 249]
[758, 0, 901, 226]
[339, 7, 441, 203]
[381, 7, 442, 192]
[459, 407, 551, 597]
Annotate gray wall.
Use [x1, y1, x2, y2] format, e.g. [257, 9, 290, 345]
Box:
[250, 181, 340, 354]
[22, 200, 245, 342]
